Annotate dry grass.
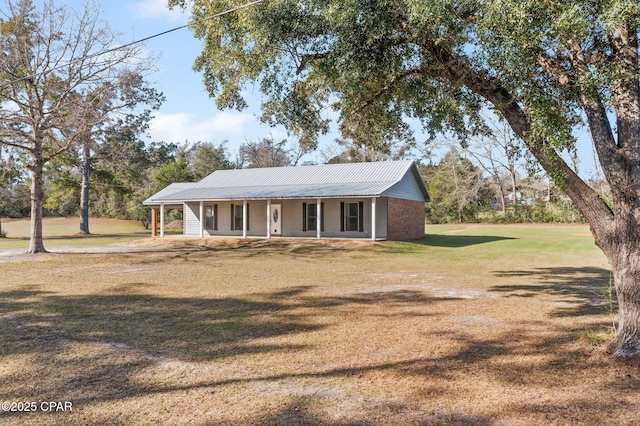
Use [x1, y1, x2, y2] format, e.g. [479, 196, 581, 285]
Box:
[0, 217, 153, 251]
[0, 223, 639, 425]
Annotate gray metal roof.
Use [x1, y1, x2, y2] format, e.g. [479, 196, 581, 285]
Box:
[143, 182, 195, 205]
[143, 160, 429, 205]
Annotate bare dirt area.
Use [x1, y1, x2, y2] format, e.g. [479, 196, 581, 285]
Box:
[0, 227, 638, 425]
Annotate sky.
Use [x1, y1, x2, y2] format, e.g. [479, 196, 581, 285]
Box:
[97, 0, 294, 155]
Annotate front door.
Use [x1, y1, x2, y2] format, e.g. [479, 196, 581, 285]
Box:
[270, 204, 282, 236]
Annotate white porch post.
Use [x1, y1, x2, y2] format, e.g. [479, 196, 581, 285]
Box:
[371, 197, 376, 241]
[242, 200, 248, 239]
[316, 198, 322, 240]
[267, 199, 271, 239]
[160, 202, 165, 237]
[199, 201, 204, 238]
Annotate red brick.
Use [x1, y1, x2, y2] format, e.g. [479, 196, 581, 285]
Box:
[387, 197, 425, 240]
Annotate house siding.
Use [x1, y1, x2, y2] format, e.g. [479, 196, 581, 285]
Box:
[375, 197, 388, 239]
[186, 201, 270, 236]
[387, 197, 425, 240]
[184, 202, 200, 236]
[184, 198, 391, 239]
[382, 169, 428, 202]
[279, 198, 386, 239]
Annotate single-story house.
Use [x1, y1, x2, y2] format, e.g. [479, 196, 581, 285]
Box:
[143, 160, 430, 241]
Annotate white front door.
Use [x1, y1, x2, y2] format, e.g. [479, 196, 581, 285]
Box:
[270, 204, 282, 236]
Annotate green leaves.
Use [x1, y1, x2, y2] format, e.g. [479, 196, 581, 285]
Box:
[176, 0, 636, 174]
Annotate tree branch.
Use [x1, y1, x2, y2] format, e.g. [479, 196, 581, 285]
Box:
[420, 38, 615, 233]
[296, 53, 329, 75]
[359, 67, 425, 111]
[536, 52, 576, 88]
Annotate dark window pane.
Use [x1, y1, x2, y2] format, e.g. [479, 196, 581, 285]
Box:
[345, 203, 359, 231]
[234, 205, 243, 230]
[205, 206, 214, 230]
[307, 203, 317, 231]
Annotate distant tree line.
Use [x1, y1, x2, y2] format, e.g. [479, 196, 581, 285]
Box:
[0, 136, 308, 231]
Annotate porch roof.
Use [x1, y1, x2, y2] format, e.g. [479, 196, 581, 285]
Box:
[145, 182, 397, 203]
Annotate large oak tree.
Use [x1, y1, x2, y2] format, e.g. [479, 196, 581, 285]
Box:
[171, 0, 640, 357]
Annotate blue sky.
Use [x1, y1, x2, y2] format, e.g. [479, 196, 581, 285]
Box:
[98, 0, 294, 154]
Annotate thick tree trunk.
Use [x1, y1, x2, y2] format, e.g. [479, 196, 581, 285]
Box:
[27, 146, 47, 254]
[603, 243, 640, 357]
[79, 142, 91, 235]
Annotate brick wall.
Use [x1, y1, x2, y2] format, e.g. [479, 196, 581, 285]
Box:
[387, 197, 425, 241]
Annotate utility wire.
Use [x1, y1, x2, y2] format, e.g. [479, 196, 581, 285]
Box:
[0, 0, 267, 89]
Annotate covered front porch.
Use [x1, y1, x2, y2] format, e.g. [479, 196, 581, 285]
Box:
[150, 197, 388, 241]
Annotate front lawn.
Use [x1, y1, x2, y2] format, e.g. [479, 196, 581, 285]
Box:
[0, 224, 638, 425]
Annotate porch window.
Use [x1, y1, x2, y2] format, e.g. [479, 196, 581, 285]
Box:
[302, 202, 324, 232]
[230, 203, 249, 231]
[341, 201, 364, 232]
[205, 205, 217, 230]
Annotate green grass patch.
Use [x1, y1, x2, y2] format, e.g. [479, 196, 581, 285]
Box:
[0, 217, 152, 251]
[580, 329, 614, 348]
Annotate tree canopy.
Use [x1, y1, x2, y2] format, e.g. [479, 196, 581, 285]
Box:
[172, 0, 640, 356]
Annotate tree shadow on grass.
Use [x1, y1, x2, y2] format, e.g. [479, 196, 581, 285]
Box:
[253, 399, 496, 426]
[490, 267, 614, 317]
[0, 284, 450, 364]
[114, 239, 358, 264]
[410, 234, 517, 248]
[1, 282, 638, 425]
[0, 290, 315, 361]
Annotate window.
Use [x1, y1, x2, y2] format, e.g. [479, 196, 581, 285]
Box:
[302, 202, 324, 232]
[341, 201, 364, 232]
[230, 203, 249, 231]
[205, 205, 217, 230]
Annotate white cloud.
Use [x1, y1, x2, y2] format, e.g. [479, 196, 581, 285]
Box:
[148, 112, 254, 143]
[127, 0, 190, 23]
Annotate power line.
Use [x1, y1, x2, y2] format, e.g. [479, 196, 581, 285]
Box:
[0, 0, 268, 89]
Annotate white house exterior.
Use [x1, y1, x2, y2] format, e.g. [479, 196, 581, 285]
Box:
[143, 160, 430, 241]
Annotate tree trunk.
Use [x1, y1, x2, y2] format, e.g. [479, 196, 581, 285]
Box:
[0, 217, 3, 237]
[510, 170, 517, 206]
[603, 240, 640, 357]
[79, 141, 91, 235]
[497, 183, 506, 215]
[27, 146, 47, 254]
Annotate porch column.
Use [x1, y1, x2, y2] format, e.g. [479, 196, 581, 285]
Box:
[316, 198, 322, 240]
[371, 197, 376, 241]
[151, 208, 158, 237]
[266, 199, 271, 239]
[242, 200, 248, 239]
[199, 201, 204, 238]
[160, 202, 165, 238]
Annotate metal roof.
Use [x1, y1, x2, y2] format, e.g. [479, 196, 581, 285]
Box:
[142, 182, 195, 205]
[143, 160, 429, 205]
[194, 160, 415, 187]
